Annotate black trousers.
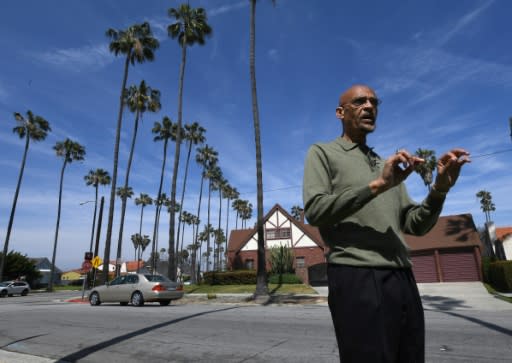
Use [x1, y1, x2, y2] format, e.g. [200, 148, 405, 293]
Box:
[327, 264, 425, 363]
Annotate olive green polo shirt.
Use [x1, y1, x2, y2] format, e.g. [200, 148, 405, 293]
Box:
[303, 137, 446, 268]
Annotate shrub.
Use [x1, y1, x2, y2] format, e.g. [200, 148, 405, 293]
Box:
[203, 270, 257, 285]
[488, 260, 512, 292]
[268, 273, 302, 284]
[269, 245, 294, 275]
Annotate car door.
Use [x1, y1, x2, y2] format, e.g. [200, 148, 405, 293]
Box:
[102, 276, 126, 301]
[121, 274, 139, 301]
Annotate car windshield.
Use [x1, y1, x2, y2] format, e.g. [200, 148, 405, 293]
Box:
[144, 274, 171, 283]
[0, 282, 8, 287]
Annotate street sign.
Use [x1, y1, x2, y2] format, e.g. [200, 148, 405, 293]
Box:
[91, 256, 103, 269]
[82, 260, 92, 272]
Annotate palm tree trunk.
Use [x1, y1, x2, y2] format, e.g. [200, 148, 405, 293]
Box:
[0, 136, 30, 281]
[224, 197, 230, 271]
[191, 175, 205, 284]
[103, 53, 130, 283]
[206, 180, 212, 272]
[116, 108, 141, 276]
[139, 207, 144, 235]
[217, 190, 222, 271]
[175, 139, 193, 267]
[49, 160, 67, 291]
[89, 186, 99, 253]
[169, 43, 187, 281]
[250, 0, 268, 297]
[151, 138, 169, 272]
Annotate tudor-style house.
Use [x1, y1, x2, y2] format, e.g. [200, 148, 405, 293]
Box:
[227, 204, 484, 285]
[227, 204, 327, 284]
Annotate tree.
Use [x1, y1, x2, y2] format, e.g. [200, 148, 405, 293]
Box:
[167, 3, 212, 281]
[232, 198, 245, 229]
[131, 233, 151, 273]
[204, 165, 222, 271]
[49, 139, 86, 291]
[115, 80, 161, 276]
[223, 184, 239, 268]
[476, 190, 496, 223]
[0, 251, 41, 286]
[150, 117, 179, 271]
[135, 193, 153, 235]
[240, 201, 253, 229]
[249, 0, 275, 299]
[1, 111, 51, 281]
[269, 245, 294, 276]
[175, 122, 206, 271]
[414, 148, 437, 191]
[290, 205, 304, 221]
[84, 169, 111, 253]
[214, 176, 227, 270]
[103, 22, 159, 283]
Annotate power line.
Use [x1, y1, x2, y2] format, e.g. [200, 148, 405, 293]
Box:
[471, 148, 512, 159]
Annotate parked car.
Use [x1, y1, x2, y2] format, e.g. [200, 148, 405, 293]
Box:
[89, 273, 184, 306]
[0, 281, 31, 297]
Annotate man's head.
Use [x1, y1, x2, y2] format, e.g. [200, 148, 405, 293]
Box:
[336, 84, 380, 143]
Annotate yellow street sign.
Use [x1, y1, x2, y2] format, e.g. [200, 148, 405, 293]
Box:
[91, 256, 103, 269]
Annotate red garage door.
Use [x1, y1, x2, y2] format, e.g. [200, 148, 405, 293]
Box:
[440, 250, 479, 282]
[411, 253, 438, 283]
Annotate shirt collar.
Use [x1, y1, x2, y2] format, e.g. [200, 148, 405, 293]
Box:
[335, 136, 362, 151]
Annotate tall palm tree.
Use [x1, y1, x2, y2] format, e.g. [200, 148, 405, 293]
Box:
[223, 185, 239, 266]
[115, 80, 161, 275]
[84, 169, 111, 253]
[103, 22, 159, 283]
[131, 233, 151, 273]
[290, 205, 304, 221]
[135, 193, 153, 235]
[232, 198, 245, 230]
[414, 148, 437, 191]
[175, 122, 206, 269]
[241, 201, 253, 229]
[204, 165, 222, 272]
[193, 145, 218, 256]
[249, 0, 275, 298]
[150, 117, 179, 271]
[49, 139, 86, 291]
[476, 190, 495, 223]
[167, 3, 212, 280]
[1, 111, 51, 281]
[214, 176, 227, 270]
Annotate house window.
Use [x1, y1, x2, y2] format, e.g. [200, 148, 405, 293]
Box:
[296, 256, 305, 268]
[246, 259, 254, 270]
[266, 227, 291, 240]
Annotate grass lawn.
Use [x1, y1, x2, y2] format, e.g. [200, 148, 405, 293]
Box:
[184, 283, 317, 295]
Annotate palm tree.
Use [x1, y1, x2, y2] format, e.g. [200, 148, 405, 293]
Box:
[175, 122, 206, 270]
[204, 165, 222, 271]
[414, 148, 437, 191]
[249, 0, 275, 298]
[241, 201, 253, 229]
[476, 190, 495, 223]
[49, 139, 86, 291]
[290, 205, 304, 221]
[191, 145, 217, 274]
[223, 184, 239, 269]
[150, 117, 179, 271]
[103, 22, 159, 283]
[1, 111, 51, 281]
[214, 176, 227, 270]
[232, 198, 245, 230]
[131, 233, 151, 273]
[167, 3, 212, 281]
[84, 169, 111, 253]
[135, 193, 153, 235]
[115, 80, 161, 275]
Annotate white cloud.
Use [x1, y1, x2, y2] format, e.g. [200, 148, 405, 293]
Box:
[208, 1, 248, 17]
[31, 43, 113, 72]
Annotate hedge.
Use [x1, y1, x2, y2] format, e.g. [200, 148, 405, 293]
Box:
[202, 270, 257, 285]
[488, 260, 512, 292]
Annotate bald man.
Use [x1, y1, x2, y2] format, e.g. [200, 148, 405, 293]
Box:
[303, 85, 470, 362]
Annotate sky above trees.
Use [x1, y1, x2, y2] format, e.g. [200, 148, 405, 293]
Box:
[0, 0, 511, 270]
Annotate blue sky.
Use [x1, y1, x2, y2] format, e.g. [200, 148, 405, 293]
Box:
[1, 0, 511, 271]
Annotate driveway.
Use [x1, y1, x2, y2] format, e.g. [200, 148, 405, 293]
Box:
[312, 282, 512, 311]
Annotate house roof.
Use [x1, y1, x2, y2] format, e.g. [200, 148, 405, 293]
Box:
[228, 203, 326, 254]
[405, 214, 482, 251]
[228, 205, 481, 254]
[496, 227, 512, 241]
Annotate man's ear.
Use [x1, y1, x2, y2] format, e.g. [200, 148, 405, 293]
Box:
[335, 106, 344, 120]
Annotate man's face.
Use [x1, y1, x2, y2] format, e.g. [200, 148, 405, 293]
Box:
[336, 86, 379, 138]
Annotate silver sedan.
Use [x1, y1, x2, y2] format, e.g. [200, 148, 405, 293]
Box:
[89, 273, 184, 306]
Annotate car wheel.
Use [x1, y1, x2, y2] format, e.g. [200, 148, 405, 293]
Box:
[89, 292, 101, 306]
[21, 289, 29, 296]
[159, 300, 171, 306]
[131, 291, 144, 306]
[120, 302, 128, 306]
[0, 290, 6, 298]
